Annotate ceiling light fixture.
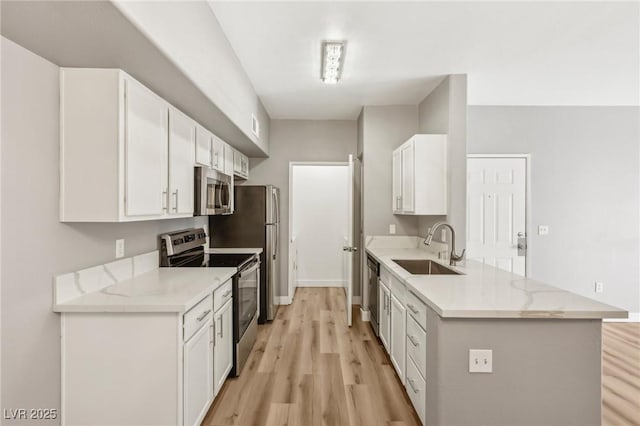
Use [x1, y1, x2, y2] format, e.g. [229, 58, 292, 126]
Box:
[321, 41, 346, 84]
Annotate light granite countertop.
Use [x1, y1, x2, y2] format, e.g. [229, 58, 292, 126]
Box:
[366, 245, 627, 320]
[53, 267, 237, 313]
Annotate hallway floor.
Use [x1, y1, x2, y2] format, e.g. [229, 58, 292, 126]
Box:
[203, 287, 420, 426]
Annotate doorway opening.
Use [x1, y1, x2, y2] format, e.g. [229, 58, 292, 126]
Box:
[289, 159, 356, 326]
[289, 162, 349, 289]
[466, 154, 531, 276]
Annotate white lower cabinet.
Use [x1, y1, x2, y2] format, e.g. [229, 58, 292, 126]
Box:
[389, 293, 406, 383]
[60, 281, 235, 426]
[406, 293, 429, 425]
[379, 280, 391, 352]
[377, 266, 427, 425]
[213, 299, 233, 394]
[183, 316, 214, 426]
[406, 356, 427, 424]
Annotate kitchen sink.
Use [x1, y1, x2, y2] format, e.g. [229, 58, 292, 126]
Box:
[392, 259, 461, 275]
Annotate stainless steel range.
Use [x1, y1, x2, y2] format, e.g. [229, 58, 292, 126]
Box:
[160, 228, 258, 376]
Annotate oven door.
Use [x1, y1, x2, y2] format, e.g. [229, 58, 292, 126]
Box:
[235, 260, 259, 340]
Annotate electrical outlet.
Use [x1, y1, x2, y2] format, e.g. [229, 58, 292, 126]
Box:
[389, 224, 396, 235]
[538, 225, 549, 236]
[469, 349, 493, 373]
[595, 281, 604, 293]
[115, 239, 125, 259]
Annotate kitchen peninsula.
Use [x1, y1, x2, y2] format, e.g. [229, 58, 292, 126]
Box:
[365, 236, 626, 426]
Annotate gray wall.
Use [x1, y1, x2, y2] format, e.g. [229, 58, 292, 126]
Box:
[468, 106, 640, 315]
[427, 312, 602, 425]
[417, 75, 468, 247]
[0, 38, 209, 424]
[361, 105, 421, 237]
[246, 119, 358, 299]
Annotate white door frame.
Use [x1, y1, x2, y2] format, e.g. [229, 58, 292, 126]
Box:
[467, 154, 532, 277]
[288, 161, 349, 302]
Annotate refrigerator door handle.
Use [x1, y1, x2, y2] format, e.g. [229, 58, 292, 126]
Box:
[273, 223, 278, 260]
[273, 189, 279, 224]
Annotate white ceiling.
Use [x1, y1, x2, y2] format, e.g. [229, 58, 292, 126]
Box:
[209, 1, 639, 120]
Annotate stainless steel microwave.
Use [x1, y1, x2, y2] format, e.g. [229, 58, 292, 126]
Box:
[194, 167, 233, 215]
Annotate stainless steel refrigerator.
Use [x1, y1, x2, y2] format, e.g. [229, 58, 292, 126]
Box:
[209, 185, 280, 323]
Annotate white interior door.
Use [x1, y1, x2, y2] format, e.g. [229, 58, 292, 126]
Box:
[343, 155, 355, 326]
[467, 157, 527, 275]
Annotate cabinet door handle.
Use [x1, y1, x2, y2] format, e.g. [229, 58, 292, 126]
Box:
[407, 378, 419, 394]
[173, 189, 178, 212]
[218, 315, 223, 338]
[162, 190, 168, 211]
[407, 304, 419, 314]
[408, 334, 419, 347]
[197, 309, 211, 322]
[210, 323, 214, 345]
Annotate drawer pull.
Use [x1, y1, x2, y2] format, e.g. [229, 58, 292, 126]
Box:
[222, 290, 232, 298]
[407, 304, 419, 314]
[408, 334, 419, 347]
[407, 378, 420, 394]
[197, 309, 212, 322]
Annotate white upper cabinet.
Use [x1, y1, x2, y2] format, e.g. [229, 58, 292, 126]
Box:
[233, 149, 249, 180]
[223, 143, 234, 177]
[392, 150, 402, 212]
[60, 68, 195, 222]
[392, 134, 447, 215]
[168, 107, 195, 215]
[195, 124, 213, 168]
[124, 77, 168, 217]
[211, 134, 225, 172]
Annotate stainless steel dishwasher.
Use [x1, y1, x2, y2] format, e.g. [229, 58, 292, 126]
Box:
[367, 255, 380, 335]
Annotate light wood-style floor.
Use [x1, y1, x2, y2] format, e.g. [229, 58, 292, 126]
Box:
[203, 288, 640, 426]
[203, 287, 421, 426]
[602, 322, 640, 426]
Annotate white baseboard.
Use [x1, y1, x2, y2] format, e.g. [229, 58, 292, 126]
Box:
[296, 280, 345, 287]
[360, 307, 370, 322]
[275, 296, 292, 305]
[352, 296, 361, 305]
[604, 312, 640, 323]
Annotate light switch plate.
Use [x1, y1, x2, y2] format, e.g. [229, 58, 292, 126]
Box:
[595, 281, 604, 293]
[389, 224, 396, 235]
[469, 349, 493, 373]
[538, 225, 549, 236]
[115, 239, 125, 259]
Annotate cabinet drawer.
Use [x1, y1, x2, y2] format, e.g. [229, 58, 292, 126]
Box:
[213, 279, 233, 312]
[406, 356, 426, 425]
[184, 294, 213, 341]
[381, 266, 406, 303]
[380, 265, 392, 286]
[406, 314, 427, 379]
[406, 290, 427, 328]
[389, 274, 406, 304]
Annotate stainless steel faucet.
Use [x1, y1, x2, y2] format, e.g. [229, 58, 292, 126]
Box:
[423, 222, 466, 266]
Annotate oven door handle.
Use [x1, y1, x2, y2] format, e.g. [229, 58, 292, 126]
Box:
[239, 261, 260, 278]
